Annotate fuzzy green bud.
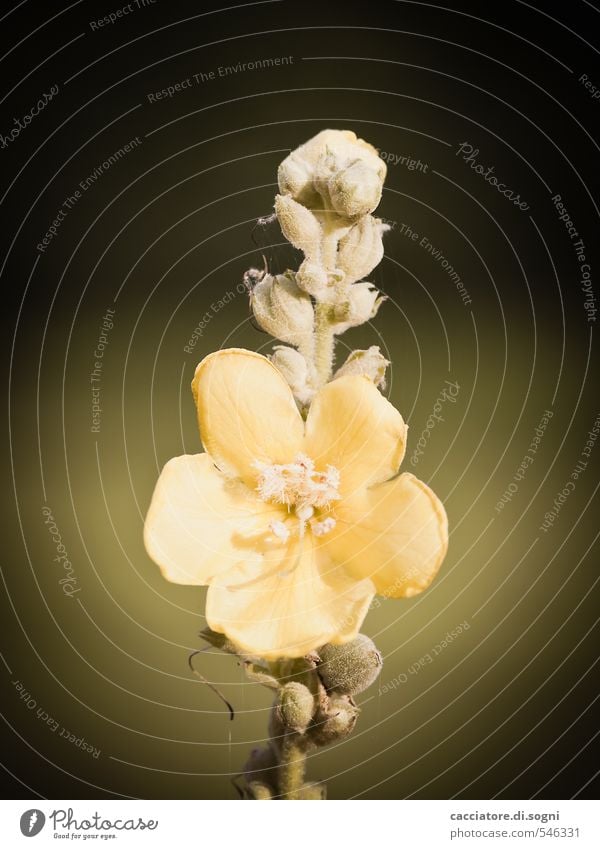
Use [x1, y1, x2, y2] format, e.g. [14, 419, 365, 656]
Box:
[276, 682, 315, 733]
[317, 635, 383, 695]
[308, 694, 359, 746]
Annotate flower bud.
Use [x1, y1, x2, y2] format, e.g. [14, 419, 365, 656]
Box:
[278, 129, 386, 217]
[295, 259, 329, 299]
[317, 634, 383, 696]
[331, 282, 385, 334]
[251, 273, 314, 346]
[275, 681, 315, 733]
[333, 346, 389, 388]
[275, 194, 321, 258]
[270, 346, 314, 406]
[336, 215, 388, 284]
[278, 130, 359, 206]
[277, 154, 318, 208]
[308, 694, 359, 746]
[328, 160, 385, 218]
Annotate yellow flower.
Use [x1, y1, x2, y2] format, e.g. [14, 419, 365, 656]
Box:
[144, 349, 448, 660]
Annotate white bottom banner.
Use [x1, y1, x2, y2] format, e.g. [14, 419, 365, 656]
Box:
[0, 799, 597, 848]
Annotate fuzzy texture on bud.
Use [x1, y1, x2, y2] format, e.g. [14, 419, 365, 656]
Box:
[331, 282, 386, 334]
[251, 273, 314, 346]
[275, 682, 315, 733]
[270, 346, 314, 406]
[275, 194, 322, 259]
[333, 346, 389, 388]
[278, 129, 386, 217]
[308, 694, 359, 746]
[317, 634, 383, 696]
[295, 259, 330, 299]
[327, 160, 385, 218]
[337, 215, 388, 284]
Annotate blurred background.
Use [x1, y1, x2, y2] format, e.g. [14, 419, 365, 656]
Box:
[1, 0, 599, 800]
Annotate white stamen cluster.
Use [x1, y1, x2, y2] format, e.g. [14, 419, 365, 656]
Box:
[254, 453, 340, 540]
[310, 517, 337, 537]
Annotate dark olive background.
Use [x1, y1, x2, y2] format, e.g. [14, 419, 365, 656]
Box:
[1, 0, 599, 800]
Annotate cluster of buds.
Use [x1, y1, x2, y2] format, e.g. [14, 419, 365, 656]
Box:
[238, 634, 383, 800]
[198, 628, 383, 800]
[246, 130, 392, 408]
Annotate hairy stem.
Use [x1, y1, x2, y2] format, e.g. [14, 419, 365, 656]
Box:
[313, 302, 335, 386]
[277, 740, 307, 799]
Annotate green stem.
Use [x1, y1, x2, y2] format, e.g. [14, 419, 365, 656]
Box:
[313, 302, 335, 386]
[277, 740, 307, 800]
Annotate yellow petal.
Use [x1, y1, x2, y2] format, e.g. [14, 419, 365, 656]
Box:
[144, 453, 277, 585]
[192, 349, 304, 486]
[326, 473, 448, 598]
[304, 375, 407, 496]
[205, 537, 375, 659]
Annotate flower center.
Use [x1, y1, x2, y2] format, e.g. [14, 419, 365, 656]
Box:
[254, 453, 340, 540]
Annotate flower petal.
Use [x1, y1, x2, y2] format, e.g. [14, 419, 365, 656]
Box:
[326, 473, 448, 598]
[206, 537, 375, 659]
[144, 453, 278, 585]
[304, 375, 407, 496]
[192, 349, 305, 486]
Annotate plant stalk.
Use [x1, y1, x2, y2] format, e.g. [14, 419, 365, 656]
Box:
[277, 739, 307, 800]
[313, 302, 335, 386]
